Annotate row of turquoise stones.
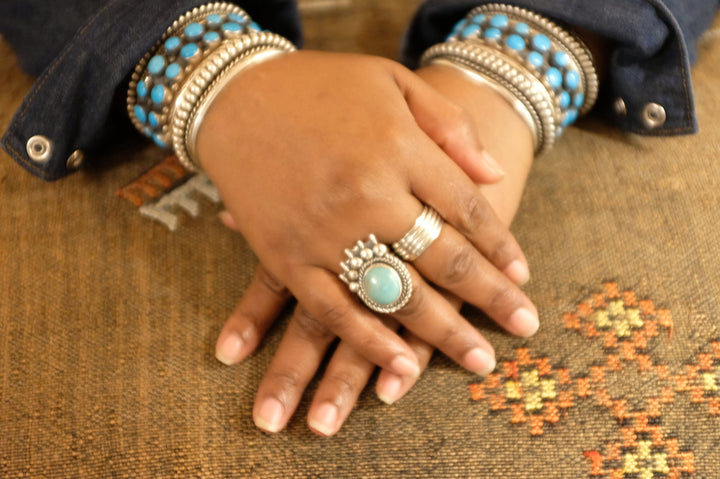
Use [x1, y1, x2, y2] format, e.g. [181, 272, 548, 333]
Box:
[448, 13, 584, 131]
[133, 12, 260, 148]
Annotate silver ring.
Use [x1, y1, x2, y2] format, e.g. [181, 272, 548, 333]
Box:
[392, 206, 443, 261]
[339, 234, 412, 314]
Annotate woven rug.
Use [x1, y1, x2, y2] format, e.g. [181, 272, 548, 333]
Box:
[1, 2, 719, 477]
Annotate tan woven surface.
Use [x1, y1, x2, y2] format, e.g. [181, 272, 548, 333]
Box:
[1, 2, 720, 477]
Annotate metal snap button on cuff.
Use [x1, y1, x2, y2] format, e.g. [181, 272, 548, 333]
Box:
[26, 135, 53, 163]
[641, 102, 666, 129]
[613, 97, 626, 116]
[66, 150, 85, 169]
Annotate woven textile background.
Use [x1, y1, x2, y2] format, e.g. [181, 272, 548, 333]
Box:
[1, 1, 719, 477]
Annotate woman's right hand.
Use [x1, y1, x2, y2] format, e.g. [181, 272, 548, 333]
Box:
[198, 51, 537, 433]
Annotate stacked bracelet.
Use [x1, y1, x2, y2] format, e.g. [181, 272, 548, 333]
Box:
[421, 4, 598, 154]
[127, 2, 295, 170]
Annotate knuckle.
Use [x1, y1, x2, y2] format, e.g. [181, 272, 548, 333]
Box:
[324, 372, 361, 398]
[257, 267, 287, 296]
[266, 367, 303, 393]
[293, 306, 334, 341]
[441, 244, 477, 286]
[456, 193, 492, 236]
[487, 237, 515, 266]
[439, 323, 465, 350]
[486, 285, 518, 313]
[296, 301, 357, 340]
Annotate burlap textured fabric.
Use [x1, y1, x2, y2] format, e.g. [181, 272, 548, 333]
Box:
[1, 2, 719, 477]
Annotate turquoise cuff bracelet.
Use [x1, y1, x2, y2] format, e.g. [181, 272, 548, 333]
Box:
[127, 2, 295, 170]
[421, 3, 598, 154]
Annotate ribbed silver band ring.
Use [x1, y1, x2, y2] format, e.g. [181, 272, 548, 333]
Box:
[392, 206, 443, 261]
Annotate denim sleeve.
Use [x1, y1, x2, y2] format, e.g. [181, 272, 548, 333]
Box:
[0, 0, 302, 181]
[402, 0, 720, 137]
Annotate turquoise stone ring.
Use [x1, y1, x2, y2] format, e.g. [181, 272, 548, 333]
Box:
[339, 235, 412, 314]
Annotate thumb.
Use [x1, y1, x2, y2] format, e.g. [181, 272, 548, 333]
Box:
[393, 65, 504, 184]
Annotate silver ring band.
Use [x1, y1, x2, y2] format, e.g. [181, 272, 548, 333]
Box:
[392, 206, 443, 261]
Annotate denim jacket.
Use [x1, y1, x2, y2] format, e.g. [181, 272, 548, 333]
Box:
[1, 0, 717, 181]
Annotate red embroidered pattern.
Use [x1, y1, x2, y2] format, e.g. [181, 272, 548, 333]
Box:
[469, 282, 718, 477]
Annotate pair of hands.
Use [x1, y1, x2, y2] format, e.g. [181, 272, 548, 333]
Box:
[196, 51, 535, 436]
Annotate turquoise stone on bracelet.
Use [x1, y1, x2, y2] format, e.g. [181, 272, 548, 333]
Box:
[148, 55, 165, 76]
[206, 14, 223, 27]
[574, 92, 585, 108]
[184, 22, 204, 39]
[506, 34, 525, 51]
[489, 14, 509, 29]
[203, 31, 220, 44]
[461, 24, 481, 39]
[228, 12, 245, 23]
[136, 80, 148, 99]
[134, 105, 147, 124]
[527, 51, 544, 68]
[248, 21, 261, 31]
[151, 84, 166, 104]
[180, 43, 199, 59]
[560, 91, 571, 110]
[531, 33, 551, 52]
[222, 22, 242, 32]
[165, 63, 181, 80]
[514, 22, 530, 35]
[472, 14, 486, 24]
[363, 265, 402, 306]
[450, 19, 466, 37]
[546, 67, 562, 89]
[484, 28, 502, 40]
[565, 70, 580, 90]
[562, 109, 578, 126]
[148, 111, 159, 128]
[165, 36, 181, 52]
[552, 51, 569, 68]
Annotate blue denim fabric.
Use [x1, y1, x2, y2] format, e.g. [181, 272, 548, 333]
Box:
[402, 0, 720, 137]
[0, 0, 302, 181]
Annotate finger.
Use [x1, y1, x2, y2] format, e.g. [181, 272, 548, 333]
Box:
[389, 267, 497, 376]
[408, 156, 530, 286]
[376, 293, 461, 405]
[215, 265, 291, 365]
[286, 266, 422, 378]
[253, 304, 336, 433]
[376, 329, 436, 405]
[392, 64, 505, 184]
[306, 339, 379, 436]
[413, 226, 539, 338]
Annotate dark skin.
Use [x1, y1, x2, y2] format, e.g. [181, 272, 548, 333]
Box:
[200, 30, 608, 435]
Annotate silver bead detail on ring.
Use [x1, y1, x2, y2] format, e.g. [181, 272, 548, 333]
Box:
[392, 206, 443, 261]
[339, 234, 412, 314]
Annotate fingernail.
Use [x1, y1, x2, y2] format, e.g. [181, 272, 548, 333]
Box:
[390, 355, 421, 379]
[377, 373, 404, 405]
[479, 151, 505, 177]
[463, 347, 496, 376]
[308, 402, 339, 436]
[215, 332, 244, 366]
[504, 260, 530, 286]
[509, 308, 540, 337]
[254, 397, 285, 433]
[218, 210, 237, 230]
